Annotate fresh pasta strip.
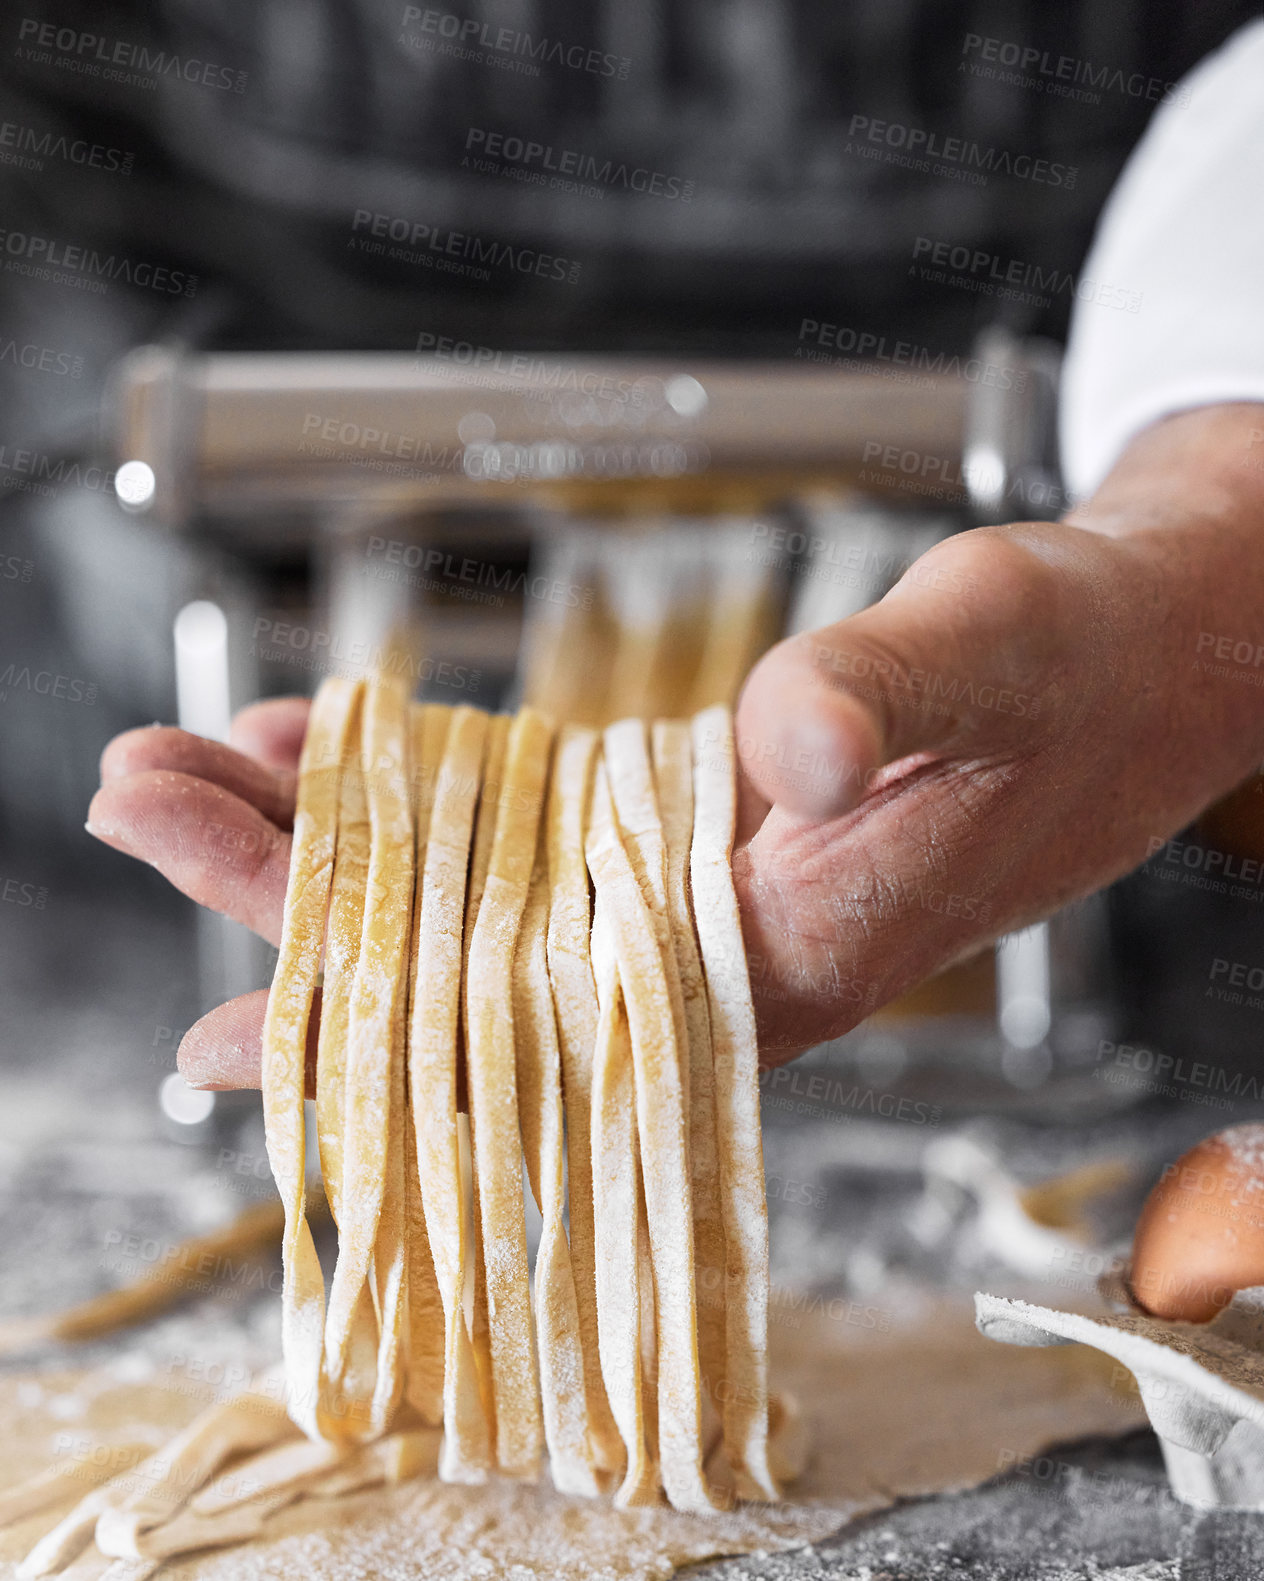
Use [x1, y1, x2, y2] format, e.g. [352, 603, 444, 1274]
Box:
[190, 1438, 346, 1514]
[402, 1109, 443, 1425]
[601, 720, 690, 1113]
[304, 1429, 441, 1498]
[312, 691, 378, 1426]
[603, 550, 674, 724]
[413, 704, 452, 820]
[400, 704, 450, 1428]
[411, 705, 492, 1482]
[97, 1496, 290, 1563]
[464, 714, 510, 948]
[0, 1447, 148, 1529]
[606, 718, 696, 1481]
[315, 691, 368, 1222]
[585, 763, 717, 1515]
[703, 1391, 807, 1493]
[635, 1164, 659, 1473]
[365, 940, 408, 1441]
[651, 720, 726, 1418]
[321, 677, 414, 1429]
[463, 708, 551, 1477]
[91, 1420, 438, 1568]
[97, 1428, 441, 1574]
[543, 725, 623, 1481]
[513, 855, 600, 1495]
[766, 1391, 810, 1486]
[62, 1557, 122, 1581]
[689, 704, 777, 1501]
[604, 715, 697, 1474]
[20, 1481, 115, 1579]
[588, 896, 655, 1508]
[37, 1391, 292, 1572]
[687, 553, 777, 715]
[605, 716, 695, 1489]
[520, 533, 611, 727]
[462, 714, 509, 1431]
[458, 1113, 494, 1464]
[262, 676, 361, 1440]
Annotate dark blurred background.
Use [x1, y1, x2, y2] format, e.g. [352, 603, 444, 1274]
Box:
[7, 0, 1252, 370]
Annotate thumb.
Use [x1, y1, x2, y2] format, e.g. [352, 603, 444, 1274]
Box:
[736, 527, 1058, 819]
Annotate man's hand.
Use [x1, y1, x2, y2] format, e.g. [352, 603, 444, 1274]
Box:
[736, 403, 1264, 1058]
[86, 404, 1264, 1085]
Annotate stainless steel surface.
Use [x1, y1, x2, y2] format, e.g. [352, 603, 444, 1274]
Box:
[963, 328, 1065, 522]
[105, 348, 971, 524]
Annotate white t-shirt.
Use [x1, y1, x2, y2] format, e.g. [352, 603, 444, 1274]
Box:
[1060, 19, 1264, 501]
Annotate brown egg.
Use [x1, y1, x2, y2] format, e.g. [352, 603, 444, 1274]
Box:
[1131, 1124, 1264, 1322]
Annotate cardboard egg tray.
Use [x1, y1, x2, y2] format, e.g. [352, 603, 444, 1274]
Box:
[976, 1280, 1264, 1509]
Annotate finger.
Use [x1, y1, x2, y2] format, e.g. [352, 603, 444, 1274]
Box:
[86, 771, 291, 945]
[735, 527, 1062, 819]
[101, 727, 296, 829]
[230, 698, 312, 771]
[178, 987, 320, 1098]
[735, 765, 771, 849]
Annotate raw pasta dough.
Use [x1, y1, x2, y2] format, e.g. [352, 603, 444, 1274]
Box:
[0, 1298, 1148, 1581]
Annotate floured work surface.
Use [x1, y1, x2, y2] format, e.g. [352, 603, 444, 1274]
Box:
[0, 1299, 1144, 1581]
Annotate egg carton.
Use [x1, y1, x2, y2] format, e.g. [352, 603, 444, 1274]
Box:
[975, 1279, 1264, 1509]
